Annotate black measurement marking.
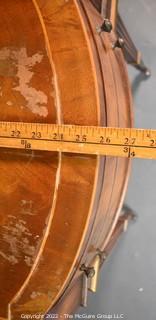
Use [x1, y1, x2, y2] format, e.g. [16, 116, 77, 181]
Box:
[53, 133, 57, 140]
[124, 137, 136, 145]
[82, 135, 87, 142]
[123, 147, 129, 154]
[60, 134, 64, 140]
[130, 151, 136, 157]
[76, 134, 80, 142]
[21, 140, 31, 149]
[100, 136, 111, 144]
[75, 135, 87, 142]
[0, 132, 156, 157]
[11, 130, 21, 138]
[32, 132, 42, 139]
[123, 146, 136, 158]
[150, 139, 155, 146]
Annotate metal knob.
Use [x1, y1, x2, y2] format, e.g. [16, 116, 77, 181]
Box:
[96, 19, 113, 34]
[112, 37, 125, 49]
[80, 264, 95, 278]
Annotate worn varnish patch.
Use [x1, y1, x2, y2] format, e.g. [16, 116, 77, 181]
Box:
[0, 215, 40, 267]
[0, 47, 48, 116]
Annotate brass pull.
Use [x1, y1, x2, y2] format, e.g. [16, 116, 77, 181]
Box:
[89, 255, 101, 293]
[80, 254, 101, 307]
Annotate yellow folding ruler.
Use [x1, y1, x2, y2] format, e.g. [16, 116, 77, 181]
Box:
[0, 121, 156, 159]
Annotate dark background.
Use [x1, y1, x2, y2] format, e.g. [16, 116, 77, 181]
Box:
[79, 0, 156, 319]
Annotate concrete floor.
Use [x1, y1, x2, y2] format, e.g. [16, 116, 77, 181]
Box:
[79, 1, 156, 319]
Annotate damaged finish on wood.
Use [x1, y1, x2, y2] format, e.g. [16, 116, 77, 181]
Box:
[0, 0, 133, 318]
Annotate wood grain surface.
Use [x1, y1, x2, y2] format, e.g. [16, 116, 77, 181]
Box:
[0, 1, 133, 318]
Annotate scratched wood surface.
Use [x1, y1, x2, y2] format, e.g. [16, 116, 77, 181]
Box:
[0, 0, 133, 318]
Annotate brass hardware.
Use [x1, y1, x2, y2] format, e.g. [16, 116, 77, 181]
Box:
[96, 19, 113, 34]
[80, 264, 95, 278]
[132, 51, 151, 77]
[122, 205, 138, 223]
[123, 219, 129, 232]
[98, 249, 107, 264]
[112, 37, 125, 49]
[80, 264, 95, 307]
[81, 253, 103, 304]
[89, 255, 101, 293]
[136, 51, 142, 65]
[81, 274, 88, 307]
